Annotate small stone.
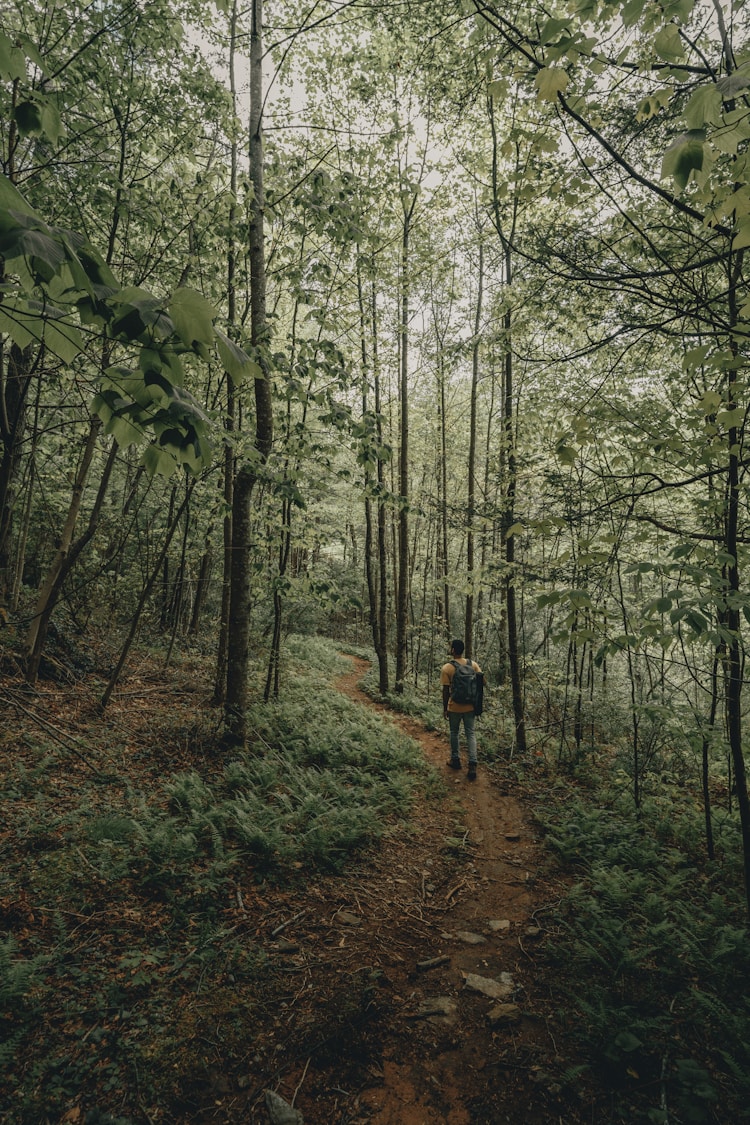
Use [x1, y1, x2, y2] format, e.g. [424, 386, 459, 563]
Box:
[488, 919, 511, 932]
[274, 939, 299, 953]
[505, 831, 521, 841]
[487, 1002, 522, 1026]
[416, 955, 451, 972]
[409, 996, 458, 1022]
[265, 1089, 304, 1125]
[453, 931, 486, 945]
[337, 910, 362, 926]
[525, 926, 542, 938]
[462, 971, 514, 1000]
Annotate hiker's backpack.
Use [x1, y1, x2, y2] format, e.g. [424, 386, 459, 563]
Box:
[450, 659, 478, 706]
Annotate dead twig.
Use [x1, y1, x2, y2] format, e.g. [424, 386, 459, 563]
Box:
[5, 692, 108, 777]
[445, 878, 468, 902]
[292, 1057, 311, 1106]
[271, 910, 307, 938]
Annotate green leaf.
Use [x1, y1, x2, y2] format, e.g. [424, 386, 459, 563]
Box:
[622, 0, 648, 27]
[636, 87, 672, 121]
[0, 173, 35, 217]
[143, 443, 179, 479]
[683, 85, 722, 129]
[0, 297, 83, 363]
[534, 67, 569, 102]
[109, 287, 173, 341]
[654, 24, 685, 61]
[683, 344, 712, 371]
[697, 390, 721, 414]
[717, 407, 744, 428]
[169, 287, 216, 350]
[0, 32, 26, 81]
[539, 17, 571, 44]
[13, 99, 43, 137]
[661, 130, 705, 190]
[733, 218, 750, 250]
[40, 99, 63, 146]
[0, 214, 70, 284]
[214, 327, 262, 385]
[717, 67, 750, 99]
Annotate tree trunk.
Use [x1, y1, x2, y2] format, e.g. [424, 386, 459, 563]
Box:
[437, 353, 450, 637]
[224, 0, 274, 745]
[395, 207, 411, 693]
[213, 0, 239, 705]
[0, 343, 36, 615]
[372, 278, 390, 693]
[26, 433, 118, 684]
[465, 240, 483, 659]
[101, 484, 193, 710]
[725, 249, 750, 913]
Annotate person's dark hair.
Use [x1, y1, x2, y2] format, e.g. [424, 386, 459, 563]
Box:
[451, 639, 465, 656]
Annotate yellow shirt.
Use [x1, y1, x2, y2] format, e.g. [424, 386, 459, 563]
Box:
[441, 658, 482, 713]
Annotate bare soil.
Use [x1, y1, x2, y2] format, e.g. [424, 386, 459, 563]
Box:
[258, 656, 577, 1125]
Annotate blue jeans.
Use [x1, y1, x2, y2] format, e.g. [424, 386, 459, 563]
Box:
[449, 711, 477, 764]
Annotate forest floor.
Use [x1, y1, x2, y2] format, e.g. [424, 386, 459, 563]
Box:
[2, 651, 594, 1125]
[297, 655, 577, 1125]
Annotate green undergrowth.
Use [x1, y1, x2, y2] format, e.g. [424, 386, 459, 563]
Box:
[357, 655, 443, 729]
[0, 634, 432, 1123]
[535, 781, 750, 1123]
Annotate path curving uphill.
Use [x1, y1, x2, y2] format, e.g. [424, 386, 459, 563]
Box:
[320, 656, 572, 1125]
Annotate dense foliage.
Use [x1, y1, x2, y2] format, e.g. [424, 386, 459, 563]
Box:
[3, 0, 750, 1118]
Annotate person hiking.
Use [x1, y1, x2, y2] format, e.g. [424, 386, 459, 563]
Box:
[441, 639, 483, 781]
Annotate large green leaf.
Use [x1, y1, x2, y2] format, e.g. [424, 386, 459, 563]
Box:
[0, 296, 83, 363]
[661, 130, 705, 189]
[109, 287, 174, 342]
[169, 287, 216, 351]
[535, 67, 569, 102]
[214, 326, 262, 385]
[0, 174, 35, 217]
[654, 24, 685, 61]
[683, 85, 722, 129]
[0, 213, 68, 280]
[0, 32, 26, 82]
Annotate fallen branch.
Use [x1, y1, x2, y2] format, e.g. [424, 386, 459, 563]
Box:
[5, 693, 107, 777]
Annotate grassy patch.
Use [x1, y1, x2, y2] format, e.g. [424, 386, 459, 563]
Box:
[536, 784, 750, 1122]
[0, 635, 431, 1123]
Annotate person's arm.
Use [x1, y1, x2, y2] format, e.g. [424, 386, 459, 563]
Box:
[442, 684, 450, 717]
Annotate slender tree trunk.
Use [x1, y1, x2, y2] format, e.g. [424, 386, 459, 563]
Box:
[358, 262, 380, 668]
[725, 247, 750, 913]
[213, 0, 239, 705]
[26, 435, 118, 684]
[0, 344, 36, 613]
[101, 484, 193, 710]
[490, 98, 526, 753]
[189, 536, 213, 636]
[702, 647, 720, 861]
[395, 208, 412, 693]
[501, 245, 527, 755]
[372, 279, 389, 693]
[225, 0, 274, 745]
[438, 356, 450, 637]
[465, 240, 483, 659]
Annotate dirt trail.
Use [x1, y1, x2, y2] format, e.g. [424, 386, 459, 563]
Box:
[308, 656, 569, 1125]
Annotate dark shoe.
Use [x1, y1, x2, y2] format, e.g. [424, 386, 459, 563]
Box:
[448, 757, 461, 770]
[467, 762, 477, 781]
